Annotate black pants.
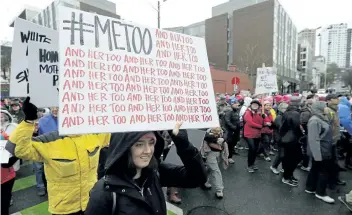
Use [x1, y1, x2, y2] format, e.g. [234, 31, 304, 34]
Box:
[259, 134, 271, 157]
[345, 136, 352, 166]
[272, 146, 284, 168]
[226, 131, 239, 158]
[306, 159, 333, 196]
[1, 178, 15, 215]
[53, 211, 84, 215]
[301, 136, 310, 168]
[245, 137, 260, 167]
[282, 144, 301, 180]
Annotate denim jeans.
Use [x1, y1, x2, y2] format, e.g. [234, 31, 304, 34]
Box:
[33, 162, 45, 189]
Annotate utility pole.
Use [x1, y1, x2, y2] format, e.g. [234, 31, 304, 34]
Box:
[157, 1, 160, 28]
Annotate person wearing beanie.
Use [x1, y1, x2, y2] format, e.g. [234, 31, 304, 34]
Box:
[217, 95, 230, 121]
[243, 100, 263, 173]
[299, 94, 314, 172]
[223, 98, 241, 164]
[280, 97, 303, 187]
[270, 102, 289, 174]
[305, 101, 335, 204]
[259, 100, 274, 161]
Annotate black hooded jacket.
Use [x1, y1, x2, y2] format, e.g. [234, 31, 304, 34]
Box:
[85, 130, 207, 215]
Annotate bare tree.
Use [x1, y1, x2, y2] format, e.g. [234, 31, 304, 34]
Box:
[1, 55, 10, 80]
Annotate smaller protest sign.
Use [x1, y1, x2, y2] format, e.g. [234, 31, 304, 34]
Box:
[255, 67, 278, 95]
[10, 18, 58, 97]
[166, 202, 183, 215]
[0, 140, 10, 164]
[28, 42, 59, 107]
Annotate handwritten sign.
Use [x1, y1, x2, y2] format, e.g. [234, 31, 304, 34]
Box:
[57, 6, 219, 135]
[10, 18, 57, 97]
[28, 42, 59, 107]
[255, 67, 278, 95]
[0, 140, 11, 164]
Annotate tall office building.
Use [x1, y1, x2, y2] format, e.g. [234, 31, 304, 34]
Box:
[319, 23, 348, 68]
[209, 0, 299, 90]
[165, 21, 205, 38]
[10, 0, 120, 29]
[298, 29, 316, 53]
[212, 0, 268, 17]
[347, 28, 352, 68]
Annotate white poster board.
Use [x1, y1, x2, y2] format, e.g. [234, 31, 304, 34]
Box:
[255, 67, 278, 95]
[28, 42, 59, 107]
[0, 140, 11, 164]
[10, 18, 58, 97]
[57, 6, 219, 135]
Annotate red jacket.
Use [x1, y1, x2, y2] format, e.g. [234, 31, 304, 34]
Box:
[261, 110, 274, 134]
[1, 133, 16, 184]
[243, 109, 263, 138]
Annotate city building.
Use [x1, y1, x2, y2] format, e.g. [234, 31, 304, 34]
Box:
[298, 29, 316, 51]
[0, 41, 12, 83]
[297, 40, 314, 90]
[212, 0, 268, 17]
[312, 56, 326, 89]
[347, 28, 352, 68]
[230, 0, 298, 92]
[165, 21, 205, 38]
[10, 0, 120, 30]
[319, 23, 348, 68]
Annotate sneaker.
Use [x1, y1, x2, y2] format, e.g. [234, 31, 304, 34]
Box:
[305, 190, 315, 194]
[282, 178, 298, 187]
[291, 176, 299, 183]
[270, 166, 280, 174]
[338, 196, 352, 211]
[264, 156, 271, 162]
[235, 146, 244, 150]
[252, 165, 259, 170]
[280, 169, 284, 173]
[300, 166, 311, 172]
[315, 194, 335, 204]
[216, 191, 224, 199]
[244, 147, 249, 150]
[247, 167, 255, 173]
[269, 151, 275, 156]
[37, 188, 46, 197]
[228, 158, 235, 164]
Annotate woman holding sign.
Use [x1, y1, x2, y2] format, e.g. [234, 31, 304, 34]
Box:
[85, 122, 207, 215]
[5, 98, 111, 215]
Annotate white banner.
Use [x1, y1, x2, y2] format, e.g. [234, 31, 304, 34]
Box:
[255, 67, 278, 95]
[10, 18, 58, 97]
[28, 42, 59, 107]
[0, 140, 10, 164]
[57, 6, 219, 135]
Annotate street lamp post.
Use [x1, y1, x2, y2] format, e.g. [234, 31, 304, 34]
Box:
[157, 1, 160, 28]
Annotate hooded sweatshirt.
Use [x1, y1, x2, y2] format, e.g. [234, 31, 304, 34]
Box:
[85, 130, 207, 215]
[307, 101, 333, 161]
[38, 114, 58, 135]
[1, 110, 17, 135]
[240, 97, 252, 122]
[338, 97, 352, 135]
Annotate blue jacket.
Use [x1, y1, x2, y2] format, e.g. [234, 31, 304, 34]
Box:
[338, 97, 352, 135]
[38, 114, 58, 135]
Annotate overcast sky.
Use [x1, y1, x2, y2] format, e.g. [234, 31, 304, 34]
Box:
[0, 0, 352, 42]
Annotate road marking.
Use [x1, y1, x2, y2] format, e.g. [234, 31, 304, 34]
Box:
[10, 212, 22, 215]
[12, 175, 36, 192]
[20, 201, 49, 215]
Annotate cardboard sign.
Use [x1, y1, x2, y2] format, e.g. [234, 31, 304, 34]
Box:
[166, 202, 183, 215]
[255, 67, 278, 94]
[10, 18, 58, 97]
[57, 6, 219, 135]
[0, 140, 11, 164]
[28, 42, 59, 107]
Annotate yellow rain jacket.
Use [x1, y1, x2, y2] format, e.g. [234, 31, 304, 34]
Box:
[7, 122, 110, 214]
[270, 108, 277, 120]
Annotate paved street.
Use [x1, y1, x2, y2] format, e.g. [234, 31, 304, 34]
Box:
[9, 151, 352, 215]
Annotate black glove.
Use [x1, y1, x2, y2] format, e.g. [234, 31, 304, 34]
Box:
[22, 97, 38, 121]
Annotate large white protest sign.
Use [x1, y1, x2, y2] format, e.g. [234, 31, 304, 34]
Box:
[255, 67, 278, 95]
[0, 140, 10, 164]
[57, 6, 219, 135]
[28, 42, 59, 107]
[11, 18, 58, 97]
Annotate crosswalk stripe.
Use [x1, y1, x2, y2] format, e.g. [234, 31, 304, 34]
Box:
[10, 212, 22, 215]
[12, 175, 36, 192]
[20, 201, 49, 215]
